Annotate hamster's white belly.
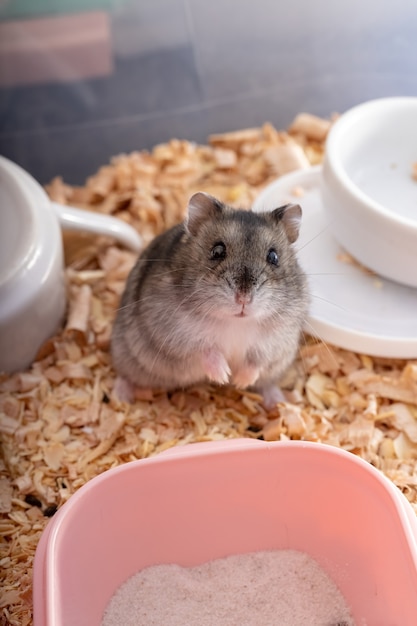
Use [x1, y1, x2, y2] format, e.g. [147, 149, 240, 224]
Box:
[210, 317, 261, 365]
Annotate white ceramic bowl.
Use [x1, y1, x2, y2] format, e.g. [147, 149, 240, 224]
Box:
[0, 156, 141, 373]
[321, 97, 417, 288]
[253, 166, 417, 358]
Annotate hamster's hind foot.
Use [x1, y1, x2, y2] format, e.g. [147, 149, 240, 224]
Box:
[112, 376, 136, 403]
[256, 384, 286, 410]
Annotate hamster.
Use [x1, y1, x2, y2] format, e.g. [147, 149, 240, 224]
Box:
[111, 192, 309, 409]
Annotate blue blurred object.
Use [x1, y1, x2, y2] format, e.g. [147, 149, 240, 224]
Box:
[1, 0, 416, 184]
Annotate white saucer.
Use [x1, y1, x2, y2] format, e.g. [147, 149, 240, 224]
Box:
[254, 166, 417, 358]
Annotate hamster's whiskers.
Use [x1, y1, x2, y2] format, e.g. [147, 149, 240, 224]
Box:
[114, 293, 161, 313]
[114, 264, 216, 314]
[305, 271, 345, 277]
[298, 223, 354, 314]
[296, 219, 335, 254]
[309, 293, 350, 313]
[300, 320, 339, 373]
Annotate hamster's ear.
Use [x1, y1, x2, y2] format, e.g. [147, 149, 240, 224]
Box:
[270, 203, 302, 244]
[185, 192, 224, 235]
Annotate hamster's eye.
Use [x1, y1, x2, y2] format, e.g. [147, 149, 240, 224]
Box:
[210, 242, 227, 260]
[266, 248, 279, 266]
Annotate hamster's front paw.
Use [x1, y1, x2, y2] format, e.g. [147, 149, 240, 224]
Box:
[201, 348, 231, 385]
[233, 364, 260, 389]
[113, 376, 136, 403]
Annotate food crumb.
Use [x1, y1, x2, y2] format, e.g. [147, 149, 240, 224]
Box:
[24, 494, 42, 508]
[43, 504, 58, 517]
[291, 185, 305, 197]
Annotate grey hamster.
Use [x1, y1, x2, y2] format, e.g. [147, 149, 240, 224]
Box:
[111, 192, 309, 408]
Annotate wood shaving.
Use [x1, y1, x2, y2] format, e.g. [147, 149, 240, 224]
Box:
[64, 284, 92, 344]
[337, 250, 377, 276]
[263, 136, 311, 175]
[0, 479, 13, 514]
[1, 114, 417, 625]
[288, 112, 331, 142]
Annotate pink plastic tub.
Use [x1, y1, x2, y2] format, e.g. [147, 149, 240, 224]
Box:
[33, 439, 417, 625]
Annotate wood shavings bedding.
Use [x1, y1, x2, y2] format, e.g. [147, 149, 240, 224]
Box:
[1, 116, 417, 626]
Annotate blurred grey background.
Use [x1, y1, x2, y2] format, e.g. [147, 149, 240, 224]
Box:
[0, 0, 416, 184]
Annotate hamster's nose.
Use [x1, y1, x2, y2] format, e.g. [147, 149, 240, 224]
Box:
[235, 291, 252, 305]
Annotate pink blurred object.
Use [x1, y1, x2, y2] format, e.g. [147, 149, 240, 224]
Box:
[0, 11, 112, 87]
[33, 439, 417, 625]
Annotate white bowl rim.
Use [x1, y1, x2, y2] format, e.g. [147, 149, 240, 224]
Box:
[325, 96, 417, 232]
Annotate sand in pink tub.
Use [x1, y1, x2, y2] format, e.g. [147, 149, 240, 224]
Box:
[102, 549, 354, 625]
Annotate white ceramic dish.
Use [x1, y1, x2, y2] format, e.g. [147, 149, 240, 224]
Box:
[321, 97, 417, 288]
[0, 156, 142, 373]
[254, 166, 417, 358]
